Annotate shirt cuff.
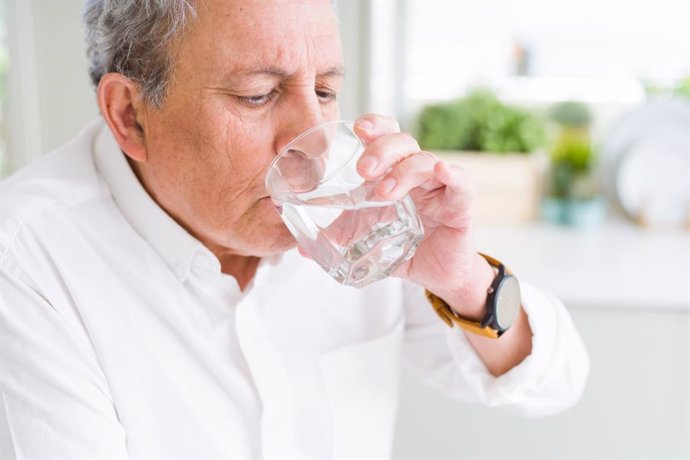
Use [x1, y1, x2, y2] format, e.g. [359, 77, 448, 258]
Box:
[443, 281, 590, 417]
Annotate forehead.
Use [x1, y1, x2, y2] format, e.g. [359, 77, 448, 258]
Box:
[179, 0, 343, 78]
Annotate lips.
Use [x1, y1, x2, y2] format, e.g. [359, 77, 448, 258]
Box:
[260, 195, 281, 207]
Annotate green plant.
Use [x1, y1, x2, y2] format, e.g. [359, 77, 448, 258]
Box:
[673, 76, 690, 99]
[545, 100, 603, 200]
[416, 89, 545, 154]
[549, 131, 599, 199]
[548, 101, 592, 128]
[643, 76, 690, 100]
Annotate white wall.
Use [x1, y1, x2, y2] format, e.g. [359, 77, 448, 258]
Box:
[5, 0, 97, 171]
[394, 308, 690, 459]
[32, 0, 98, 153]
[335, 0, 371, 121]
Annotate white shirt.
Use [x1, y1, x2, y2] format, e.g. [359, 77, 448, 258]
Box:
[0, 120, 589, 459]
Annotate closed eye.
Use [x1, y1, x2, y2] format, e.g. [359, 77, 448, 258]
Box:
[316, 90, 337, 103]
[236, 90, 277, 107]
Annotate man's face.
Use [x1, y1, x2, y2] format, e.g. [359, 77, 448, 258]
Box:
[136, 0, 343, 258]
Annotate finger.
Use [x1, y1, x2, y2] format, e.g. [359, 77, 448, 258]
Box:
[297, 245, 313, 259]
[354, 114, 401, 143]
[375, 151, 438, 201]
[356, 131, 421, 179]
[434, 161, 476, 209]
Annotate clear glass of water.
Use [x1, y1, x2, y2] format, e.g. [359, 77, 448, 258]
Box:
[265, 120, 424, 288]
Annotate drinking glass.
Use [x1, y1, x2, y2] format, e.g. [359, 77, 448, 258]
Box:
[265, 120, 424, 288]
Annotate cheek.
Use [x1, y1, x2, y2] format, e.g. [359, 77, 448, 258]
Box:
[221, 121, 275, 185]
[161, 100, 275, 202]
[327, 102, 340, 121]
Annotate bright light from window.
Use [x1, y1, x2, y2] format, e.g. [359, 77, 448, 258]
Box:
[371, 0, 690, 117]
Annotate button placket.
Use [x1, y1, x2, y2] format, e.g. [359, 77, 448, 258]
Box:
[234, 295, 300, 458]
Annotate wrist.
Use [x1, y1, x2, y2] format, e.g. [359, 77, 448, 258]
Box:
[429, 253, 496, 322]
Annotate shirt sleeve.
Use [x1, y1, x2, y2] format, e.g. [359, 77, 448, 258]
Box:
[401, 279, 590, 417]
[0, 262, 129, 458]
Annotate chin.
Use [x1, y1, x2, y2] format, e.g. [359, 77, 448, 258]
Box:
[241, 198, 298, 256]
[253, 222, 297, 256]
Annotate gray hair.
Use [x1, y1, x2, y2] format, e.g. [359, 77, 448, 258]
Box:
[83, 0, 197, 108]
[84, 0, 338, 109]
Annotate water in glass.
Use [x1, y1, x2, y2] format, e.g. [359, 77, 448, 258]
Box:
[277, 182, 424, 288]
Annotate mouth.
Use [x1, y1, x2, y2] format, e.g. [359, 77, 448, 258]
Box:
[260, 195, 281, 207]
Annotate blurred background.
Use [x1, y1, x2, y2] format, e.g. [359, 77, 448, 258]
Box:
[0, 0, 688, 458]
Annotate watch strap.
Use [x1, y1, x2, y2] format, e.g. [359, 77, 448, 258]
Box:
[424, 289, 500, 338]
[479, 252, 513, 276]
[423, 252, 512, 339]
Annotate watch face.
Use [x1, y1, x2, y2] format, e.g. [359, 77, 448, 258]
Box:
[495, 276, 521, 330]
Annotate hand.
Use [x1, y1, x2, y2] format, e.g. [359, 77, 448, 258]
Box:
[354, 114, 494, 316]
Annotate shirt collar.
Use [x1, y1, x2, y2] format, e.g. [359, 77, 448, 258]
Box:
[92, 121, 207, 281]
[92, 120, 284, 283]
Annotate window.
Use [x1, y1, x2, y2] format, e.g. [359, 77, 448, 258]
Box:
[370, 0, 690, 128]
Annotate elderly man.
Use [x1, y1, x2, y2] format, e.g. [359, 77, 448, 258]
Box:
[0, 0, 588, 458]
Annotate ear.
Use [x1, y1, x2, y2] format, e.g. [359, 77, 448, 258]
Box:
[97, 73, 149, 162]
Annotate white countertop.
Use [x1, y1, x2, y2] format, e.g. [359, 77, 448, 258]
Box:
[476, 219, 690, 311]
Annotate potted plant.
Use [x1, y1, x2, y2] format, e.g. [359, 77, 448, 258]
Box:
[541, 101, 607, 228]
[417, 89, 545, 153]
[416, 89, 547, 224]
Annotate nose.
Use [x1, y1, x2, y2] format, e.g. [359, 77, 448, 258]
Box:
[267, 91, 333, 195]
[274, 91, 328, 157]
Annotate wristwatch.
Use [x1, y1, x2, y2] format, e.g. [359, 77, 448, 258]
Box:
[424, 253, 521, 339]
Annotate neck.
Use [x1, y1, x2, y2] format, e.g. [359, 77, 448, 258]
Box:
[126, 156, 261, 291]
[217, 253, 261, 291]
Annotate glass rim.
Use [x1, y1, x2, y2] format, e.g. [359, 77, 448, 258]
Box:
[264, 120, 359, 192]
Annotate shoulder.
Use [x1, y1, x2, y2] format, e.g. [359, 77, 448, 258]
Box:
[0, 119, 109, 260]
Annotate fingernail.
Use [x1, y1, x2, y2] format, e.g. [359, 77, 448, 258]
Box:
[357, 119, 374, 132]
[379, 177, 396, 194]
[359, 156, 378, 173]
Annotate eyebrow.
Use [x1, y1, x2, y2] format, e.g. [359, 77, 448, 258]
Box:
[318, 66, 346, 79]
[224, 65, 346, 84]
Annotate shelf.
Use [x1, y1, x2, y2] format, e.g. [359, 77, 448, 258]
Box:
[476, 219, 690, 311]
